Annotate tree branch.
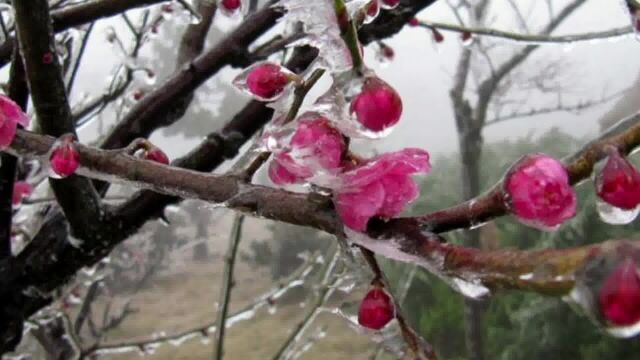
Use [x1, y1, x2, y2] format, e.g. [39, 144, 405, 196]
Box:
[13, 0, 104, 241]
[213, 214, 245, 360]
[415, 21, 631, 44]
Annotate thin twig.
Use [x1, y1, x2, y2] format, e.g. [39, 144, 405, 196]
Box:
[213, 214, 245, 360]
[66, 22, 95, 94]
[416, 20, 631, 44]
[270, 246, 339, 360]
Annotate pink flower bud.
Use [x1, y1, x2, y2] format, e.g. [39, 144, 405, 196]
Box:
[335, 148, 430, 231]
[50, 135, 80, 178]
[145, 145, 170, 165]
[12, 181, 32, 206]
[247, 64, 290, 100]
[431, 28, 444, 43]
[358, 287, 394, 330]
[599, 258, 640, 327]
[350, 77, 403, 133]
[461, 31, 473, 45]
[268, 115, 345, 185]
[408, 17, 420, 27]
[367, 0, 379, 17]
[381, 45, 395, 60]
[504, 154, 577, 230]
[595, 149, 640, 210]
[233, 63, 295, 101]
[221, 0, 242, 11]
[0, 95, 29, 150]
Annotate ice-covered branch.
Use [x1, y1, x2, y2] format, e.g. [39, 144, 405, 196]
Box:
[81, 256, 319, 358]
[213, 214, 245, 360]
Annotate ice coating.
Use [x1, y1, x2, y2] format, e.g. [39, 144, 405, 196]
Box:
[279, 0, 353, 73]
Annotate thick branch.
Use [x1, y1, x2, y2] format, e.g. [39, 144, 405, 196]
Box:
[13, 0, 104, 240]
[0, 45, 28, 259]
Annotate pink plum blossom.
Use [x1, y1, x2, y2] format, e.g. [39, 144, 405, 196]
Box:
[504, 153, 577, 230]
[12, 181, 32, 206]
[334, 148, 430, 231]
[0, 95, 29, 149]
[268, 115, 345, 185]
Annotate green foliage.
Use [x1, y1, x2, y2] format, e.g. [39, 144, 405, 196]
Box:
[388, 128, 640, 359]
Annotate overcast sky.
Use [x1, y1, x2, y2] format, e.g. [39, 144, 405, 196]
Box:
[62, 0, 640, 160]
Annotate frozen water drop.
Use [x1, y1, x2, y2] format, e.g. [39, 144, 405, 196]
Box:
[596, 199, 640, 225]
[451, 277, 490, 299]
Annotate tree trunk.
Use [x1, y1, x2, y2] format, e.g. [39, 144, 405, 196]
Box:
[459, 126, 487, 360]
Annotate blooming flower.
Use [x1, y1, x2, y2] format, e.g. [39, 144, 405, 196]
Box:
[334, 148, 430, 231]
[358, 287, 395, 330]
[268, 115, 345, 185]
[0, 95, 29, 149]
[595, 149, 640, 210]
[350, 77, 403, 133]
[504, 153, 577, 230]
[599, 258, 640, 327]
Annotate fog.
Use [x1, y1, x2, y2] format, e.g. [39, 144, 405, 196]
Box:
[58, 0, 640, 159]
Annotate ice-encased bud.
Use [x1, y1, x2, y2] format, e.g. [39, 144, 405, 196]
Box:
[567, 242, 640, 338]
[49, 134, 80, 178]
[350, 76, 402, 133]
[232, 62, 296, 102]
[594, 148, 640, 224]
[358, 286, 395, 330]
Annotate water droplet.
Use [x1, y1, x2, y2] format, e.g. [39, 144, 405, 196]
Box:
[596, 199, 640, 225]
